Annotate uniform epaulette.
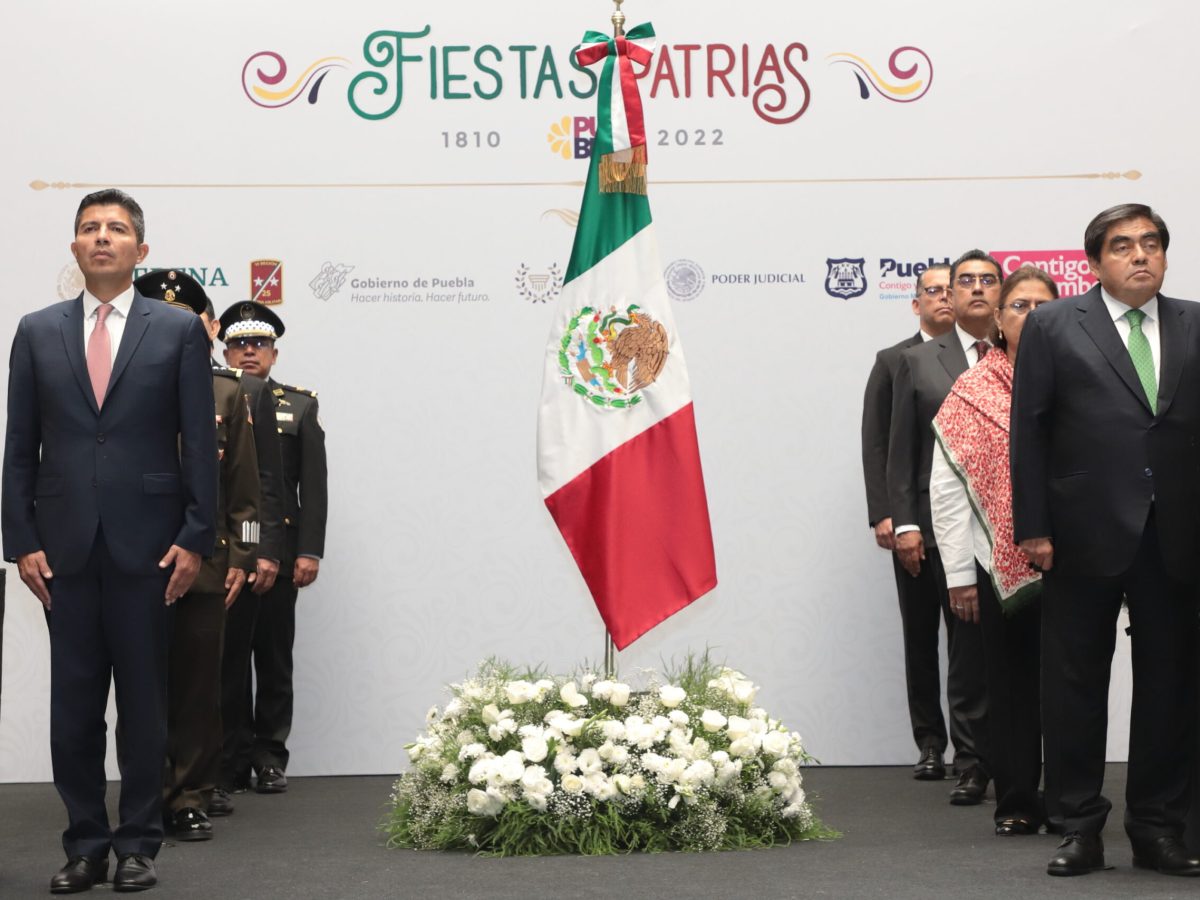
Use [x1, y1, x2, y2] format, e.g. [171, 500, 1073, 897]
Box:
[278, 383, 317, 398]
[213, 366, 243, 380]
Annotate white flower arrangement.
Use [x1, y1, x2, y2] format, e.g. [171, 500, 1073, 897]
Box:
[384, 658, 829, 855]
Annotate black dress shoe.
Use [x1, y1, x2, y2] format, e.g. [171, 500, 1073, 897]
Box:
[209, 787, 234, 817]
[949, 767, 988, 805]
[995, 817, 1039, 836]
[1132, 835, 1200, 876]
[912, 747, 946, 781]
[113, 854, 156, 892]
[50, 856, 109, 893]
[256, 766, 288, 793]
[171, 807, 213, 842]
[230, 773, 252, 794]
[1047, 832, 1108, 876]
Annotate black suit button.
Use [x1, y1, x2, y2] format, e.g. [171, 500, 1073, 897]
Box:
[96, 433, 105, 444]
[1144, 467, 1153, 477]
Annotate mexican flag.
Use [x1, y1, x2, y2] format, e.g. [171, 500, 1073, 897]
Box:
[536, 22, 717, 650]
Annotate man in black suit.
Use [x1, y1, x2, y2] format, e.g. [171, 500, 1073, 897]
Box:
[887, 250, 999, 805]
[862, 264, 957, 780]
[2, 190, 218, 892]
[1012, 204, 1200, 877]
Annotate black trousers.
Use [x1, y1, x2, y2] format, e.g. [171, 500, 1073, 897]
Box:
[219, 586, 259, 788]
[1041, 512, 1197, 842]
[164, 589, 226, 812]
[976, 564, 1042, 825]
[48, 530, 171, 859]
[250, 576, 298, 772]
[893, 547, 989, 772]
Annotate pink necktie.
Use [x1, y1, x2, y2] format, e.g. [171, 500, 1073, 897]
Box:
[87, 303, 113, 407]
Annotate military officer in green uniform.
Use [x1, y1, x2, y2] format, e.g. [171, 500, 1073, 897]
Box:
[217, 300, 327, 795]
[134, 271, 261, 841]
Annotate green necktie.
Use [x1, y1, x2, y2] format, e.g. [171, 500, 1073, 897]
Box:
[1124, 308, 1157, 413]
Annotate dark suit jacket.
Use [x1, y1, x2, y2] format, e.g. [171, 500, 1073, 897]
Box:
[1010, 285, 1200, 581]
[2, 292, 218, 575]
[269, 378, 327, 567]
[862, 332, 923, 526]
[886, 330, 969, 547]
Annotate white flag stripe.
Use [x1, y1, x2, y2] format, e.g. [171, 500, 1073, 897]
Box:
[537, 224, 693, 497]
[608, 62, 630, 152]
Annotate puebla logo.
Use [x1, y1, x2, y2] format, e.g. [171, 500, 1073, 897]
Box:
[558, 305, 669, 409]
[825, 258, 867, 299]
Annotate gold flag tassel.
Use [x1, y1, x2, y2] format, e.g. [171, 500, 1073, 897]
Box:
[598, 144, 647, 195]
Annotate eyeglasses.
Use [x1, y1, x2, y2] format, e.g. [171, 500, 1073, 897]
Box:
[227, 337, 275, 350]
[920, 285, 949, 297]
[956, 273, 999, 288]
[1000, 300, 1050, 315]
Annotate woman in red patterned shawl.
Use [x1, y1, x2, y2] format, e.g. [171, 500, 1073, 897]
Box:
[930, 265, 1058, 837]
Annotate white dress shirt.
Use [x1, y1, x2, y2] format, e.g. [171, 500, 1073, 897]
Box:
[82, 286, 134, 368]
[930, 444, 991, 588]
[1099, 287, 1161, 385]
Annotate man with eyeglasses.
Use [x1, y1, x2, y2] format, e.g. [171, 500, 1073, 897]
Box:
[862, 264, 959, 782]
[1012, 204, 1200, 877]
[215, 300, 328, 800]
[887, 249, 1001, 806]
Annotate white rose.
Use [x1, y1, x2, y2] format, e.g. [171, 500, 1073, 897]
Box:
[468, 758, 493, 784]
[526, 791, 549, 812]
[458, 743, 486, 762]
[668, 710, 690, 726]
[773, 758, 798, 776]
[710, 750, 730, 766]
[481, 703, 503, 724]
[761, 731, 791, 758]
[463, 683, 485, 701]
[496, 751, 525, 784]
[577, 748, 603, 775]
[691, 738, 711, 759]
[467, 788, 497, 816]
[640, 753, 667, 775]
[522, 736, 549, 763]
[560, 682, 588, 709]
[487, 725, 506, 742]
[700, 710, 727, 733]
[504, 680, 537, 705]
[749, 707, 768, 721]
[729, 736, 757, 758]
[441, 763, 460, 783]
[518, 724, 543, 740]
[630, 774, 647, 793]
[591, 680, 614, 700]
[768, 770, 789, 791]
[521, 765, 548, 788]
[443, 698, 465, 720]
[533, 679, 555, 701]
[590, 775, 617, 801]
[561, 773, 585, 794]
[659, 685, 687, 708]
[732, 680, 758, 704]
[406, 743, 425, 762]
[456, 729, 477, 745]
[609, 683, 632, 707]
[560, 717, 585, 738]
[613, 773, 633, 794]
[726, 716, 752, 740]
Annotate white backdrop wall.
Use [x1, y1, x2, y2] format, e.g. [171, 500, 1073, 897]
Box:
[2, 0, 1197, 780]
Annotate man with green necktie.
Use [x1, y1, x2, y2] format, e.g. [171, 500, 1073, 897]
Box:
[1011, 203, 1200, 878]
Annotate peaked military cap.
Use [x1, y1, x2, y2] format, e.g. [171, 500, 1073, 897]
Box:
[218, 300, 286, 342]
[134, 268, 207, 316]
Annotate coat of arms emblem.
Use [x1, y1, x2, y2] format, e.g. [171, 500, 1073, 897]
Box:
[824, 257, 867, 299]
[558, 305, 669, 409]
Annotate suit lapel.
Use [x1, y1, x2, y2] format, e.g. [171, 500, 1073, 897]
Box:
[60, 295, 101, 416]
[105, 292, 152, 404]
[1077, 287, 1153, 414]
[1156, 295, 1187, 419]
[938, 332, 968, 382]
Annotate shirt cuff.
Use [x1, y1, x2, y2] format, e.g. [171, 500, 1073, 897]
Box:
[894, 524, 920, 536]
[944, 568, 978, 590]
[298, 554, 322, 561]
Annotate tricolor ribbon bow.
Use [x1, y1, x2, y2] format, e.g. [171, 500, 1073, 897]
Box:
[575, 23, 657, 193]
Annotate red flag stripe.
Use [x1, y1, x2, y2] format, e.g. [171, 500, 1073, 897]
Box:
[544, 403, 717, 649]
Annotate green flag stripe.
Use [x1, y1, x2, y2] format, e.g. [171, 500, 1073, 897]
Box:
[563, 142, 653, 284]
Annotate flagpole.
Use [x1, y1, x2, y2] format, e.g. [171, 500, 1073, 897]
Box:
[598, 0, 626, 682]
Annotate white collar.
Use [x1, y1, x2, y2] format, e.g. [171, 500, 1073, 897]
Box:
[1100, 285, 1158, 324]
[82, 285, 135, 320]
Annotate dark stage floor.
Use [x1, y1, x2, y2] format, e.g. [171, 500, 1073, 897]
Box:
[1, 765, 1193, 899]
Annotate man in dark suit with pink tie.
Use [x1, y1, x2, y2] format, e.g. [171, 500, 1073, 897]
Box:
[2, 189, 217, 893]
